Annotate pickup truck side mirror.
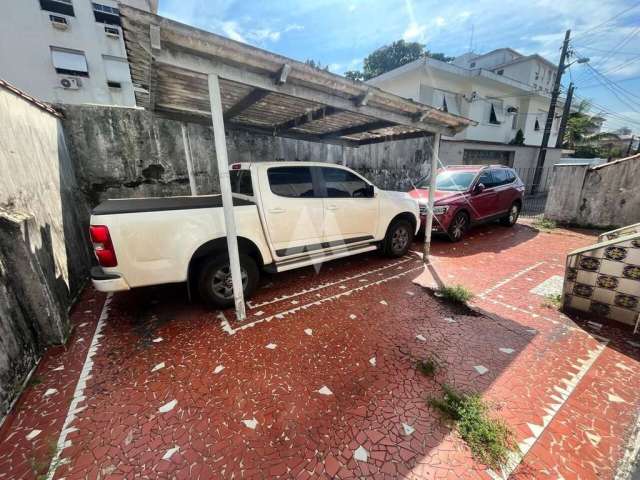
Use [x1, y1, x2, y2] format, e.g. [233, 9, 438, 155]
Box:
[364, 184, 375, 198]
[474, 183, 485, 194]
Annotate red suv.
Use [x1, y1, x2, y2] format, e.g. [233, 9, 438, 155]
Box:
[409, 165, 525, 242]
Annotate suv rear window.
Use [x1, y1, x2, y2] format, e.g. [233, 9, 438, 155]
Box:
[230, 170, 253, 196]
[267, 167, 315, 198]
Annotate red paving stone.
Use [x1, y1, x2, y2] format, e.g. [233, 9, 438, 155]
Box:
[0, 223, 639, 479]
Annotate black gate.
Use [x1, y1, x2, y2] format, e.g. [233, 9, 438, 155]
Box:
[514, 167, 554, 219]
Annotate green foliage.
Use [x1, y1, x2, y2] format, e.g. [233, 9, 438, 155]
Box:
[345, 40, 453, 81]
[430, 385, 515, 468]
[533, 217, 557, 230]
[417, 357, 439, 377]
[573, 145, 602, 158]
[438, 285, 473, 304]
[304, 59, 329, 71]
[542, 293, 563, 310]
[344, 70, 364, 81]
[27, 375, 42, 389]
[509, 129, 525, 146]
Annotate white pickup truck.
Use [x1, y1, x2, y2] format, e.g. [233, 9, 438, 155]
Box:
[89, 161, 420, 307]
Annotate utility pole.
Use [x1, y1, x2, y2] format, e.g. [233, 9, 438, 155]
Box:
[532, 29, 571, 194]
[555, 82, 574, 149]
[626, 135, 635, 157]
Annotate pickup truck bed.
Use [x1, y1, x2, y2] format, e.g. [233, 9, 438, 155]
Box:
[92, 196, 254, 215]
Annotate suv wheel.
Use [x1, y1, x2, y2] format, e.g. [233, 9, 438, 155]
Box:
[198, 254, 259, 308]
[448, 211, 468, 242]
[500, 202, 520, 227]
[383, 219, 414, 257]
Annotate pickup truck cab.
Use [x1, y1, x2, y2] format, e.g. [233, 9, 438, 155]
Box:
[90, 162, 420, 307]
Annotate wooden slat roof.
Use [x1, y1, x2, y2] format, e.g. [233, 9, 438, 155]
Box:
[121, 5, 475, 147]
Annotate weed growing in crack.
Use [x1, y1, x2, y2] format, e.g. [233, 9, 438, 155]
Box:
[533, 217, 557, 230]
[28, 436, 62, 480]
[542, 293, 562, 310]
[438, 285, 473, 304]
[416, 357, 439, 377]
[429, 385, 515, 468]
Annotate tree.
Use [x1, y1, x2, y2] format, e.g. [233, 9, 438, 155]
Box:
[304, 59, 329, 71]
[509, 129, 525, 145]
[344, 40, 454, 81]
[564, 100, 602, 149]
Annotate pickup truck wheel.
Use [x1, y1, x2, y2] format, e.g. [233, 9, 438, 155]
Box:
[197, 254, 259, 309]
[383, 219, 414, 257]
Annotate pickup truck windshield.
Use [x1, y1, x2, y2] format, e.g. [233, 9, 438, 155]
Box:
[417, 171, 476, 192]
[230, 170, 253, 196]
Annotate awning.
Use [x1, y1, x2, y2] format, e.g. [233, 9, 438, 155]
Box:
[120, 5, 473, 147]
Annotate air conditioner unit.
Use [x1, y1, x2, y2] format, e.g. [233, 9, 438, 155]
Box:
[50, 15, 69, 30]
[59, 77, 81, 90]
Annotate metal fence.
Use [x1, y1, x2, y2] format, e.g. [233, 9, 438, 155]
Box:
[514, 167, 555, 219]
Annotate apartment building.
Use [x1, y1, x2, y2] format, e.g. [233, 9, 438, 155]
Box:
[0, 0, 157, 106]
[367, 48, 566, 176]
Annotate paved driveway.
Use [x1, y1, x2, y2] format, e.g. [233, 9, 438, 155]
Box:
[1, 223, 639, 479]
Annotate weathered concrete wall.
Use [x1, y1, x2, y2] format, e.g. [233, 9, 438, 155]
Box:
[0, 87, 92, 417]
[59, 105, 434, 206]
[545, 156, 640, 228]
[544, 164, 589, 224]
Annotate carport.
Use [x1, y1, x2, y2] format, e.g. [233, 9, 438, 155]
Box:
[120, 5, 473, 320]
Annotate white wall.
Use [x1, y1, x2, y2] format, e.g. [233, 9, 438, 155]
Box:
[0, 0, 148, 106]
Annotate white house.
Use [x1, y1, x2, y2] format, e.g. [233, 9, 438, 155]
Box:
[0, 0, 157, 107]
[367, 48, 566, 184]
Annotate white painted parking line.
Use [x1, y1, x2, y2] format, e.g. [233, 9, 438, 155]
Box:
[487, 338, 608, 480]
[46, 293, 113, 480]
[218, 264, 423, 336]
[477, 262, 545, 299]
[247, 257, 413, 309]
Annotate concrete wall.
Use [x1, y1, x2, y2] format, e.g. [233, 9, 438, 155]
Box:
[59, 104, 435, 206]
[545, 156, 640, 228]
[0, 86, 92, 417]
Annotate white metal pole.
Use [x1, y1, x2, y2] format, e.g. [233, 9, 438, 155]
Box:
[207, 74, 246, 320]
[181, 123, 198, 196]
[422, 132, 441, 264]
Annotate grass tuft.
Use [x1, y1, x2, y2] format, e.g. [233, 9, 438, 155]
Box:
[533, 217, 557, 230]
[429, 385, 515, 468]
[542, 293, 562, 310]
[27, 375, 42, 389]
[416, 357, 439, 377]
[438, 285, 473, 304]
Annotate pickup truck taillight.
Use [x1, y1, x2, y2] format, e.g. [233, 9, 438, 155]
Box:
[90, 225, 118, 267]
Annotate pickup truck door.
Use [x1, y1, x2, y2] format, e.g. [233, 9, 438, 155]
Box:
[317, 166, 379, 244]
[259, 166, 325, 257]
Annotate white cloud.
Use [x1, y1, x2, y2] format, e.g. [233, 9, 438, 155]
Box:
[221, 21, 246, 43]
[403, 21, 427, 41]
[435, 16, 446, 27]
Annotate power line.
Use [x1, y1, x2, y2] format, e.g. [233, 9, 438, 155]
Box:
[571, 1, 640, 43]
[578, 74, 640, 89]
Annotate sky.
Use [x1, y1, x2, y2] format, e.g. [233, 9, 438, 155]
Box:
[158, 0, 640, 136]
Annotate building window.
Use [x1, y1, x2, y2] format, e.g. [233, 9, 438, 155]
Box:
[441, 95, 448, 112]
[470, 62, 476, 68]
[92, 2, 121, 25]
[40, 0, 74, 16]
[51, 47, 88, 77]
[104, 25, 120, 37]
[104, 55, 129, 88]
[107, 81, 121, 88]
[497, 69, 504, 75]
[487, 99, 504, 125]
[49, 14, 69, 29]
[534, 118, 541, 131]
[511, 112, 518, 130]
